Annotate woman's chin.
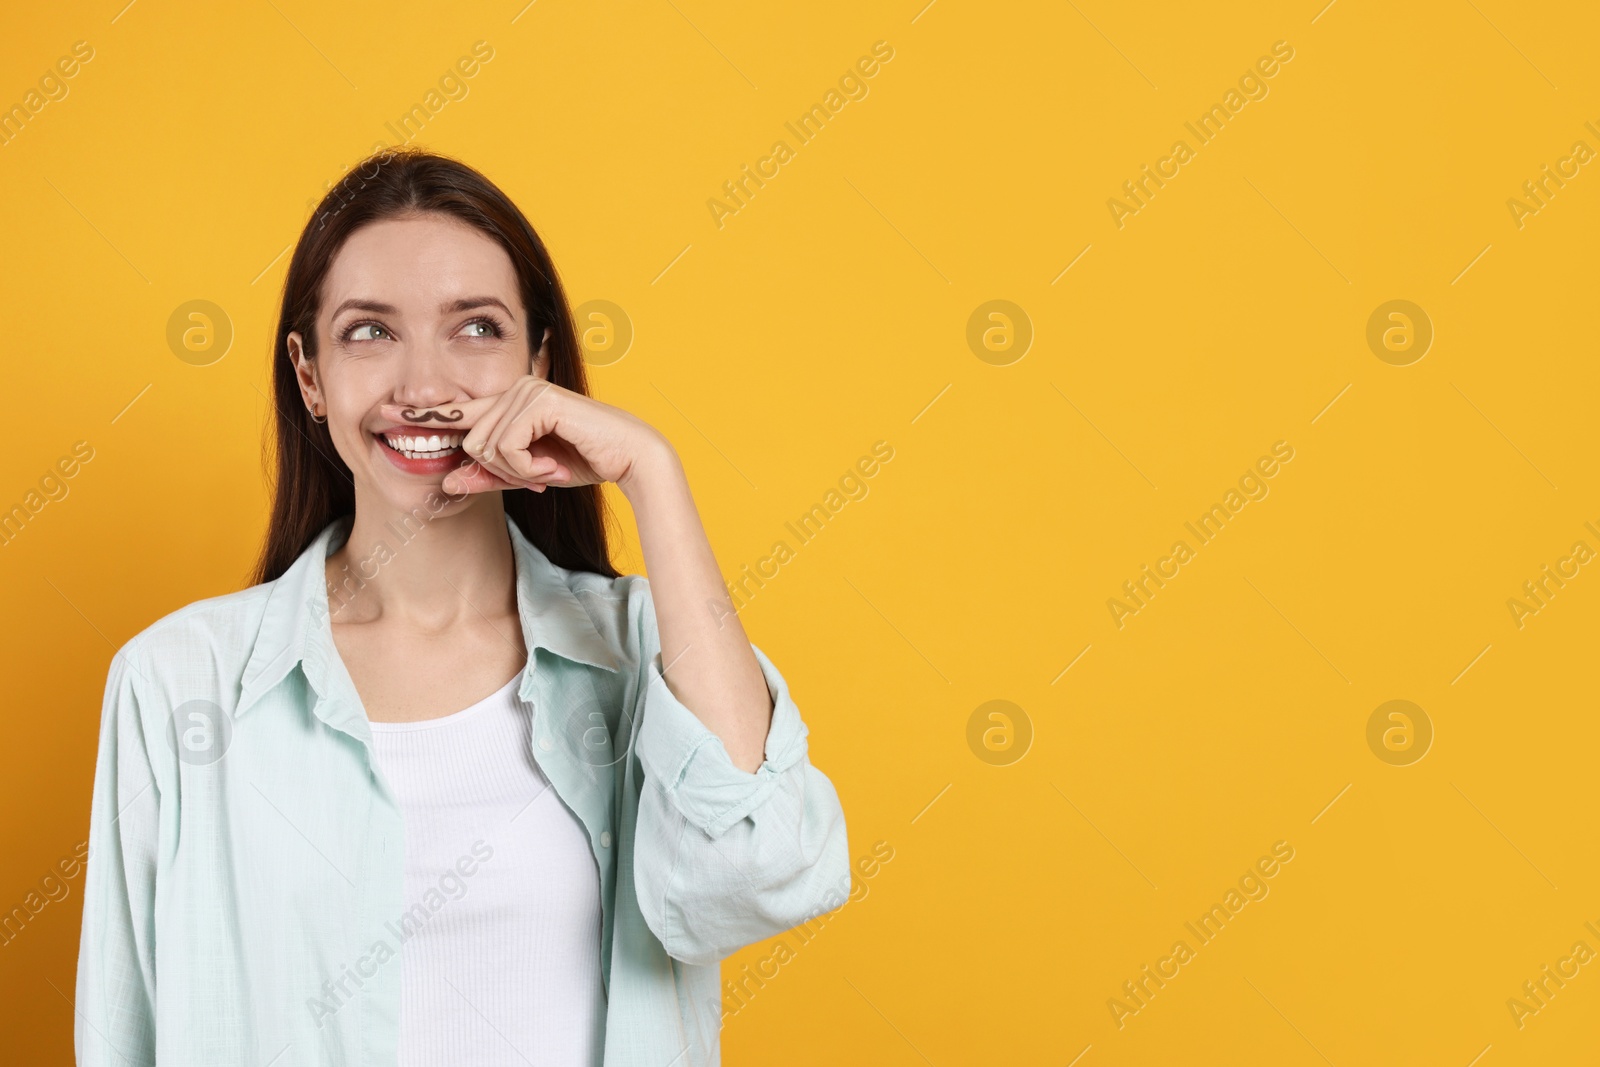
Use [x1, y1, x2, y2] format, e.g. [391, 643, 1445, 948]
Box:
[359, 473, 478, 515]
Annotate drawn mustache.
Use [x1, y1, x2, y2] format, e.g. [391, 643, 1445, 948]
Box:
[399, 407, 465, 424]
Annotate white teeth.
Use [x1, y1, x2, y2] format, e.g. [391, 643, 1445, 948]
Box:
[381, 432, 463, 459]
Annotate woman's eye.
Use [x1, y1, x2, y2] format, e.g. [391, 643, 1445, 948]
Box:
[462, 319, 501, 338]
[347, 323, 388, 342]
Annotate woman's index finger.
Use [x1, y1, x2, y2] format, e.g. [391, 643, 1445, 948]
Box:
[377, 394, 498, 432]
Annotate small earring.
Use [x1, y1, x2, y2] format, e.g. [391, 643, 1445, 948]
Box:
[309, 404, 327, 424]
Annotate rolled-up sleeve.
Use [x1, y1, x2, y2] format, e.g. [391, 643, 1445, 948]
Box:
[631, 593, 850, 966]
[75, 644, 160, 1067]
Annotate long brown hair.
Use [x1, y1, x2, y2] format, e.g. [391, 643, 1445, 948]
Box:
[250, 145, 619, 586]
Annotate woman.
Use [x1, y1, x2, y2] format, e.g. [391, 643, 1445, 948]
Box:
[74, 146, 851, 1067]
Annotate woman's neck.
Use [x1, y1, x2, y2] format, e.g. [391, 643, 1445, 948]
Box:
[324, 495, 517, 630]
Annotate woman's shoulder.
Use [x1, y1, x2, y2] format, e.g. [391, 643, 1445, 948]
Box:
[565, 566, 647, 604]
[108, 580, 278, 686]
[559, 567, 663, 662]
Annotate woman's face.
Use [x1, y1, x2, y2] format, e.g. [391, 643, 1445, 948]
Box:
[288, 212, 548, 514]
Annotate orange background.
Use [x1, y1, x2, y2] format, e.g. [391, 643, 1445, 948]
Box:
[3, 1, 1598, 1064]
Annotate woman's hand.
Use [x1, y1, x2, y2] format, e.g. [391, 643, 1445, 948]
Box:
[378, 377, 674, 498]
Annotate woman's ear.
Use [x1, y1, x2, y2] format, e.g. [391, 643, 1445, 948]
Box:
[533, 326, 551, 376]
[287, 331, 321, 411]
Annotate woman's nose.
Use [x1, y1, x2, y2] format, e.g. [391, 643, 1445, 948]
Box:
[391, 345, 460, 411]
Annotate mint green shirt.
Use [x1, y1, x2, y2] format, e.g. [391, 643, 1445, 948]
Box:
[75, 512, 851, 1066]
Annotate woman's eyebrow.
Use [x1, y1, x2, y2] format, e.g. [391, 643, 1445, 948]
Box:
[440, 296, 516, 318]
[329, 298, 397, 319]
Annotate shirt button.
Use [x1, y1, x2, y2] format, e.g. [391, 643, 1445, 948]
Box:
[539, 735, 554, 752]
[600, 830, 612, 848]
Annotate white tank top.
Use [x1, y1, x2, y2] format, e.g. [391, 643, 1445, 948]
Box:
[367, 672, 606, 1067]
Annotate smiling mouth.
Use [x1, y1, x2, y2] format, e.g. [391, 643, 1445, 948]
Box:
[376, 431, 467, 460]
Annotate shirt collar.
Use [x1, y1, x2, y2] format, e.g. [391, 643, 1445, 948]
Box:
[238, 511, 619, 720]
